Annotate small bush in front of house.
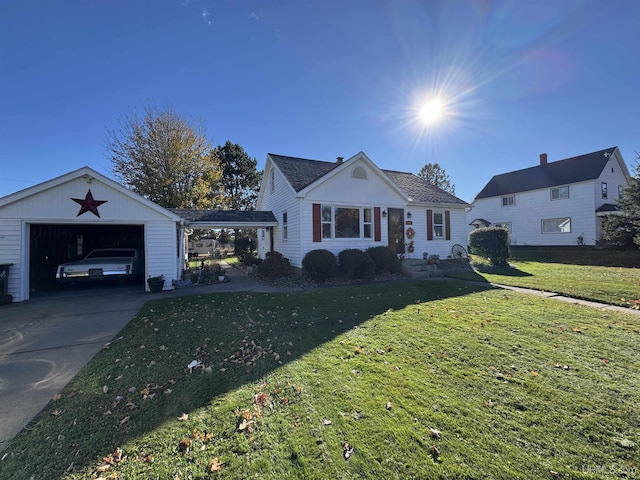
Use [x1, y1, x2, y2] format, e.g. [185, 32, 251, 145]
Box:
[469, 227, 510, 266]
[235, 236, 256, 261]
[302, 249, 338, 282]
[366, 246, 402, 274]
[338, 248, 376, 280]
[256, 251, 292, 279]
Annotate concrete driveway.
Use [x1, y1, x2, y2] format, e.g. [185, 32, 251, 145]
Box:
[0, 264, 289, 452]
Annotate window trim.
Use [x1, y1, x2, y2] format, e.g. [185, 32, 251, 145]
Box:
[282, 211, 288, 240]
[320, 205, 374, 240]
[601, 182, 608, 199]
[270, 169, 275, 194]
[551, 185, 569, 200]
[502, 195, 515, 206]
[432, 211, 444, 238]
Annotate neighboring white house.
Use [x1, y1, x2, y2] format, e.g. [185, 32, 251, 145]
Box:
[255, 151, 469, 268]
[467, 147, 631, 246]
[0, 166, 186, 302]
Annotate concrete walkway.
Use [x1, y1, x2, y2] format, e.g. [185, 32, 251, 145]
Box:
[0, 263, 292, 452]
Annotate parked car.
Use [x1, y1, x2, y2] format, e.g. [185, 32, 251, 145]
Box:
[55, 248, 144, 283]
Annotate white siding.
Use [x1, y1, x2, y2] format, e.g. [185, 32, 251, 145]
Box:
[145, 221, 180, 289]
[0, 219, 23, 301]
[256, 162, 299, 264]
[468, 180, 599, 246]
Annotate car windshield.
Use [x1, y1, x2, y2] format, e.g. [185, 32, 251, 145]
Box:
[86, 250, 135, 258]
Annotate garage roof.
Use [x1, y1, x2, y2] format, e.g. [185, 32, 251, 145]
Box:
[170, 209, 278, 228]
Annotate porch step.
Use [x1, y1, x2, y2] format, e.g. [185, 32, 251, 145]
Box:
[401, 259, 444, 279]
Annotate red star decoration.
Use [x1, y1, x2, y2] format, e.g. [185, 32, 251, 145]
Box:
[71, 189, 107, 218]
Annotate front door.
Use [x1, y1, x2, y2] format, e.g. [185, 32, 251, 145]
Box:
[387, 208, 405, 254]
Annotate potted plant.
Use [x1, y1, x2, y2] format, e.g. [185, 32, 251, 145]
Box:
[147, 274, 165, 292]
[214, 264, 226, 282]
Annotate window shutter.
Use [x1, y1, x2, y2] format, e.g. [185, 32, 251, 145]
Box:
[312, 204, 321, 242]
[374, 207, 381, 242]
[445, 210, 451, 240]
[427, 209, 433, 241]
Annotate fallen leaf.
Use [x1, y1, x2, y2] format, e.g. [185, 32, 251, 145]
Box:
[385, 402, 393, 410]
[323, 419, 332, 425]
[178, 413, 189, 422]
[430, 428, 442, 439]
[178, 438, 191, 452]
[52, 393, 62, 402]
[207, 457, 223, 472]
[342, 442, 354, 460]
[119, 416, 130, 425]
[531, 371, 539, 376]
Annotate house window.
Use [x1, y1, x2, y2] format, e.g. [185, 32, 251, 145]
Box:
[433, 212, 444, 238]
[502, 195, 515, 206]
[363, 208, 372, 238]
[551, 186, 569, 200]
[282, 211, 288, 240]
[619, 185, 624, 199]
[320, 205, 373, 239]
[542, 217, 571, 234]
[601, 182, 607, 199]
[335, 207, 360, 238]
[270, 169, 275, 193]
[321, 205, 333, 238]
[494, 222, 512, 233]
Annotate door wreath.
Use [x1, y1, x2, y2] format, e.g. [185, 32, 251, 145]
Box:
[405, 227, 415, 239]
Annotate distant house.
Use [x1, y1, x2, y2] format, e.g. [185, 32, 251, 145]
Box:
[467, 147, 631, 246]
[256, 151, 469, 268]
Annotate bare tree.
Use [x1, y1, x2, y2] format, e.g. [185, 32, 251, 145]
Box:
[106, 100, 222, 209]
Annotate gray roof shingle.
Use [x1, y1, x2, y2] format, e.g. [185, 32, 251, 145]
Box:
[475, 147, 618, 199]
[170, 209, 277, 223]
[269, 153, 468, 206]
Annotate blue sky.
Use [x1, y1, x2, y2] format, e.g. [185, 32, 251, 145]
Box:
[1, 0, 638, 203]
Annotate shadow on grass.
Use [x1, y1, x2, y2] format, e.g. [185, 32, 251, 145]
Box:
[474, 264, 533, 277]
[5, 280, 493, 478]
[509, 246, 640, 268]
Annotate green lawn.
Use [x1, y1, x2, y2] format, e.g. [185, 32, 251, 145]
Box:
[2, 280, 639, 479]
[448, 247, 640, 309]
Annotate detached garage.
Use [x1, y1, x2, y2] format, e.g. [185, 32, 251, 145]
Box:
[0, 167, 183, 302]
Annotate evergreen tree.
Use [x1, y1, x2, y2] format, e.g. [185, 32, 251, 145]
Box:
[212, 141, 262, 211]
[417, 163, 455, 194]
[602, 156, 640, 248]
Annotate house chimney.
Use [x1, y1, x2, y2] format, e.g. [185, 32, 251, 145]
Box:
[539, 153, 548, 165]
[336, 156, 344, 164]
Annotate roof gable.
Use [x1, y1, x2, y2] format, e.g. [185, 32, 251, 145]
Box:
[0, 166, 182, 221]
[475, 147, 619, 199]
[267, 152, 468, 206]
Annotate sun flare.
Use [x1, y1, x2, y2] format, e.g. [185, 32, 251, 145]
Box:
[419, 98, 445, 124]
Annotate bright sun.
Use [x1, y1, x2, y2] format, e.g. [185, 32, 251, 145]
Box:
[419, 98, 445, 125]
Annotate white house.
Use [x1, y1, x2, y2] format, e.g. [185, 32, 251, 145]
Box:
[0, 167, 186, 301]
[467, 147, 631, 246]
[256, 151, 469, 268]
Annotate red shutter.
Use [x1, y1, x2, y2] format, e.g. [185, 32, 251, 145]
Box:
[312, 204, 321, 242]
[374, 207, 381, 242]
[426, 209, 433, 241]
[445, 210, 451, 240]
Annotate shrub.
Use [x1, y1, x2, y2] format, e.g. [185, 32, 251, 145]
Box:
[256, 251, 292, 279]
[469, 227, 510, 265]
[366, 246, 402, 274]
[234, 236, 256, 260]
[338, 249, 376, 280]
[302, 249, 338, 282]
